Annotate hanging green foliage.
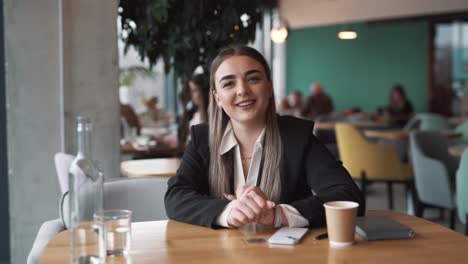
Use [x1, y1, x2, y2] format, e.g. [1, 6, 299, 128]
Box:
[118, 0, 276, 83]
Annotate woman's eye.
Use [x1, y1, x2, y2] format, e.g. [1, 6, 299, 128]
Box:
[248, 77, 260, 83]
[222, 81, 234, 88]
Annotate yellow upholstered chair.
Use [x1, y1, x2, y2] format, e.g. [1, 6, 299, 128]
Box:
[335, 123, 413, 209]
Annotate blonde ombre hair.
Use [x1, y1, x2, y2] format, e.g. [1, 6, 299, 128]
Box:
[208, 46, 282, 203]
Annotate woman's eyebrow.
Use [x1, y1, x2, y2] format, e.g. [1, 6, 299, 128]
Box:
[218, 74, 235, 83]
[245, 69, 261, 76]
[218, 69, 261, 83]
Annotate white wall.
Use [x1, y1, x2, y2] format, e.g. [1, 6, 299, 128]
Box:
[281, 0, 468, 29]
[4, 0, 119, 262]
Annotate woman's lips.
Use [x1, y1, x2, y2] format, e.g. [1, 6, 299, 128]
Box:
[235, 99, 256, 110]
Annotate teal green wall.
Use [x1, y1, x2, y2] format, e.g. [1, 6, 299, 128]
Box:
[286, 22, 429, 113]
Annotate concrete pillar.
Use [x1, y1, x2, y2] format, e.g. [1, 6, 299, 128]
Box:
[4, 0, 119, 262]
[0, 1, 9, 262]
[61, 0, 120, 177]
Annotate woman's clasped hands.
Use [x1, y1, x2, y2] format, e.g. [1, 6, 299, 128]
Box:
[224, 186, 277, 228]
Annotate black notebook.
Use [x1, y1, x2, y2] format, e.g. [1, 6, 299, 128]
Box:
[355, 216, 415, 240]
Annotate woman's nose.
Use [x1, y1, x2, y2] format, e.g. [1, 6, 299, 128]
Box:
[236, 81, 250, 96]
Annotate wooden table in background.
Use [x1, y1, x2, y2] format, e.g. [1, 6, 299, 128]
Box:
[364, 129, 409, 140]
[448, 116, 468, 126]
[120, 158, 180, 177]
[364, 129, 461, 141]
[448, 144, 468, 158]
[40, 210, 468, 264]
[314, 121, 390, 131]
[120, 140, 177, 158]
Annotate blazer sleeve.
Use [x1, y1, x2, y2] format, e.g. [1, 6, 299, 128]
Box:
[164, 126, 229, 228]
[289, 133, 365, 228]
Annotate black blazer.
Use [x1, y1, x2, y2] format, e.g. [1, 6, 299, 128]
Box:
[164, 115, 365, 228]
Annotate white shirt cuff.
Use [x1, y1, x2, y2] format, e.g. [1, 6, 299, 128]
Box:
[277, 204, 309, 228]
[214, 202, 234, 228]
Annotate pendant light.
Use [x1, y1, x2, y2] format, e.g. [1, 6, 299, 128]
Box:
[270, 25, 288, 43]
[338, 25, 357, 40]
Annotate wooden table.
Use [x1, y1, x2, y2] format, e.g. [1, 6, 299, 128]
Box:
[448, 116, 468, 126]
[364, 129, 409, 140]
[315, 121, 390, 131]
[40, 210, 468, 264]
[120, 140, 177, 158]
[364, 129, 462, 141]
[120, 158, 180, 177]
[448, 143, 468, 157]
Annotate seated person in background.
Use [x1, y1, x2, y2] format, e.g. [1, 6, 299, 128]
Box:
[139, 96, 161, 125]
[386, 84, 414, 127]
[157, 74, 210, 150]
[278, 90, 303, 117]
[120, 103, 141, 136]
[165, 45, 364, 229]
[187, 74, 209, 128]
[302, 82, 334, 120]
[139, 96, 173, 128]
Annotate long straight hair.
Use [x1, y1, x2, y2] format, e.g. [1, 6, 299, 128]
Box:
[208, 46, 282, 203]
[190, 74, 209, 123]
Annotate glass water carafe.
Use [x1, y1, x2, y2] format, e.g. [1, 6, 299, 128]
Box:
[68, 116, 105, 264]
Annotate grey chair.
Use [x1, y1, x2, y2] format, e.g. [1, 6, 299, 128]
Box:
[104, 177, 169, 221]
[417, 113, 450, 131]
[376, 115, 421, 163]
[403, 115, 421, 131]
[409, 131, 458, 229]
[27, 177, 170, 264]
[54, 152, 75, 194]
[456, 148, 468, 235]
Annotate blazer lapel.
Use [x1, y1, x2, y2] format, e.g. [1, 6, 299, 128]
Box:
[224, 149, 235, 194]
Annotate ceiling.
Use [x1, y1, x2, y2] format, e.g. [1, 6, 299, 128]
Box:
[280, 0, 468, 28]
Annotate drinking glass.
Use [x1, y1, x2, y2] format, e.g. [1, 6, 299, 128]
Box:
[95, 210, 132, 256]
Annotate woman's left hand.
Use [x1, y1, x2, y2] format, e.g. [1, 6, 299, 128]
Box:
[253, 206, 275, 227]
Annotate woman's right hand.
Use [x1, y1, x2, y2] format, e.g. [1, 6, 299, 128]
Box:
[225, 186, 275, 227]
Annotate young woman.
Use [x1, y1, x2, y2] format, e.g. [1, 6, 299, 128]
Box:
[165, 46, 364, 228]
[156, 75, 210, 151]
[387, 84, 414, 127]
[188, 74, 209, 126]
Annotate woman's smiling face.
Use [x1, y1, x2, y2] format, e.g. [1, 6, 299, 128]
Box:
[213, 55, 272, 127]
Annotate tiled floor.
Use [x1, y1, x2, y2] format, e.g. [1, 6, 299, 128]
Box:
[365, 182, 465, 235]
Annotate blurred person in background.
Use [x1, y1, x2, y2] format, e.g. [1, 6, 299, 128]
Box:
[302, 82, 334, 120]
[156, 74, 210, 152]
[385, 84, 414, 127]
[139, 96, 163, 126]
[120, 103, 141, 136]
[187, 74, 209, 127]
[278, 90, 303, 117]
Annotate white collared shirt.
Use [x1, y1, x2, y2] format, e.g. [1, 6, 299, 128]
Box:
[215, 121, 309, 228]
